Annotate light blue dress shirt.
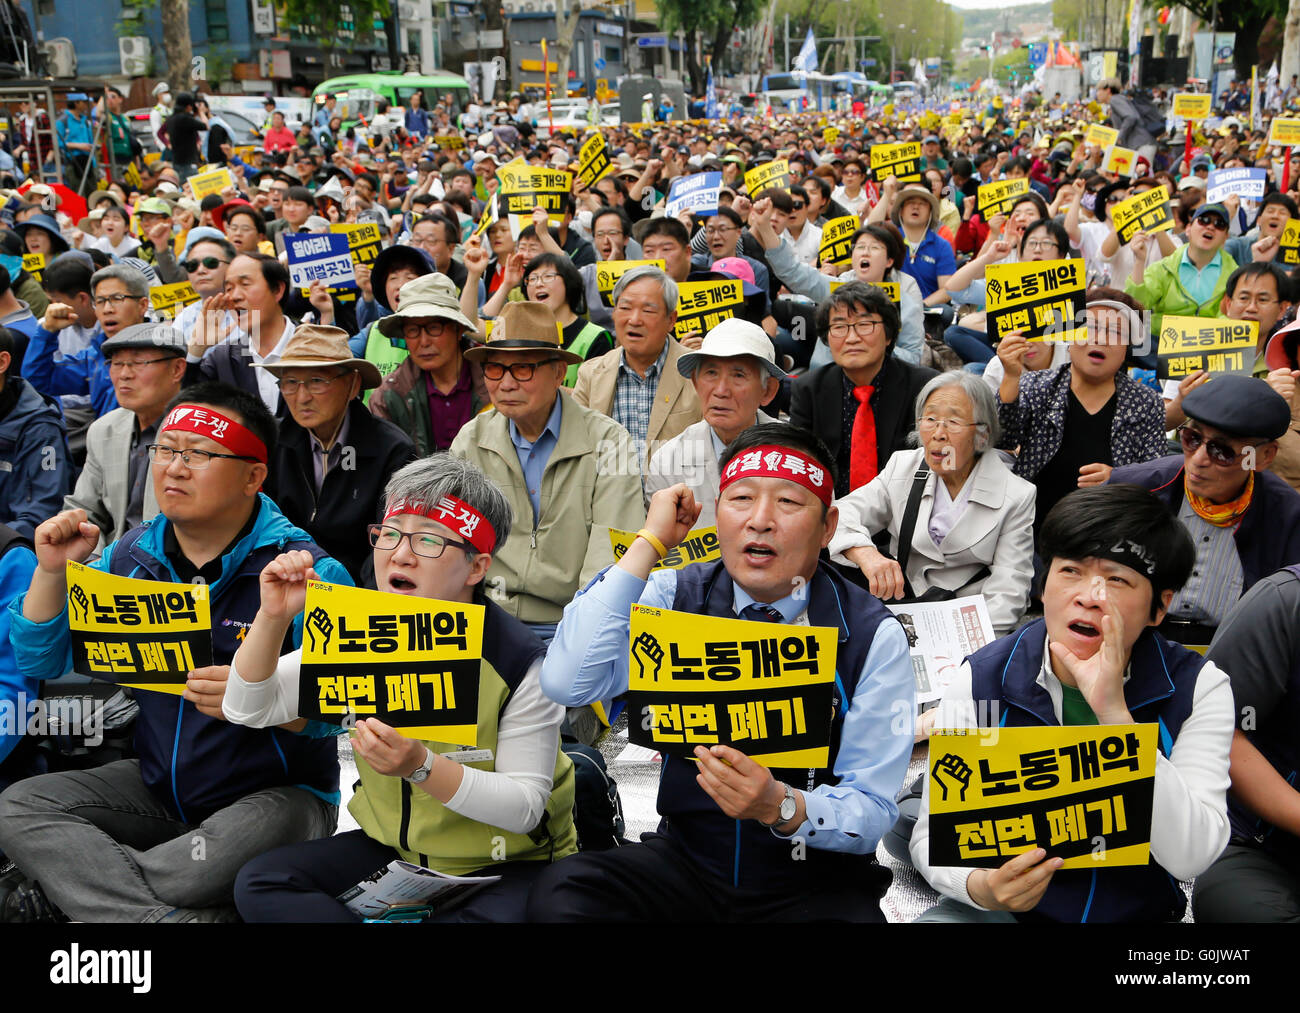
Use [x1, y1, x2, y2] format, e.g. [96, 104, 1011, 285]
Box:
[508, 393, 564, 524]
[540, 563, 916, 854]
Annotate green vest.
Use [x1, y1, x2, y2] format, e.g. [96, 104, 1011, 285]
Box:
[362, 322, 409, 405]
[563, 320, 607, 387]
[346, 655, 578, 875]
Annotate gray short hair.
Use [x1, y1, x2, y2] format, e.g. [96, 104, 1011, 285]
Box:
[610, 264, 678, 316]
[90, 264, 149, 298]
[382, 454, 512, 555]
[913, 369, 1001, 452]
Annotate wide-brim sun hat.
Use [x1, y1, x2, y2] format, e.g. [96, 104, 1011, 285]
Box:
[377, 273, 480, 341]
[461, 300, 581, 365]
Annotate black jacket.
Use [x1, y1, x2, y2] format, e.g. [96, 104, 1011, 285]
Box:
[790, 357, 937, 497]
[264, 398, 418, 581]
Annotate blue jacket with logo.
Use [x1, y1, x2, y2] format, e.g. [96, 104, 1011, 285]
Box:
[7, 494, 352, 823]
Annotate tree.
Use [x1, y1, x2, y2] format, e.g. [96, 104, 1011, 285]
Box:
[1284, 0, 1300, 87]
[550, 0, 587, 99]
[279, 0, 391, 52]
[160, 0, 193, 96]
[1164, 0, 1287, 78]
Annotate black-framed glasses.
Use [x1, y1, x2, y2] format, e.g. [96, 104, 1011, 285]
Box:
[827, 317, 884, 339]
[92, 293, 141, 308]
[481, 357, 563, 381]
[276, 371, 350, 395]
[401, 319, 455, 341]
[147, 445, 257, 469]
[367, 523, 470, 558]
[108, 356, 174, 373]
[182, 256, 229, 272]
[1176, 425, 1267, 467]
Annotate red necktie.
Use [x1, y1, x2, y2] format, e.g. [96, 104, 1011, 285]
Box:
[849, 385, 878, 490]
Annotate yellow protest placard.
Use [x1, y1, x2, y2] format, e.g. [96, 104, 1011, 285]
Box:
[232, 145, 257, 164]
[985, 258, 1085, 343]
[330, 222, 384, 269]
[1157, 316, 1258, 379]
[66, 561, 212, 696]
[976, 177, 1030, 218]
[594, 258, 665, 306]
[609, 527, 720, 571]
[744, 158, 791, 195]
[148, 281, 200, 319]
[22, 252, 44, 283]
[869, 141, 922, 183]
[1270, 118, 1300, 146]
[817, 215, 859, 266]
[576, 132, 613, 189]
[674, 278, 745, 342]
[472, 198, 498, 238]
[825, 278, 900, 303]
[296, 581, 485, 743]
[1171, 93, 1211, 121]
[1104, 145, 1136, 176]
[1085, 123, 1119, 149]
[823, 126, 840, 145]
[434, 133, 467, 150]
[948, 110, 962, 125]
[495, 163, 573, 228]
[143, 151, 162, 167]
[187, 166, 234, 200]
[1281, 218, 1300, 264]
[1110, 185, 1174, 245]
[626, 605, 838, 767]
[927, 724, 1157, 869]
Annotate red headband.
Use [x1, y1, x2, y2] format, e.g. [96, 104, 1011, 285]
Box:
[719, 445, 834, 508]
[159, 404, 267, 464]
[385, 494, 497, 555]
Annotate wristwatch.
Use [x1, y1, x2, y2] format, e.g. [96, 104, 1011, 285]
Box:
[762, 782, 798, 828]
[402, 747, 435, 785]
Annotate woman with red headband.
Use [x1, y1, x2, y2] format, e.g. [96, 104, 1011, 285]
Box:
[224, 454, 577, 922]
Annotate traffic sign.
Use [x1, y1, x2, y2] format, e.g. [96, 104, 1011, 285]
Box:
[637, 35, 667, 47]
[594, 57, 606, 71]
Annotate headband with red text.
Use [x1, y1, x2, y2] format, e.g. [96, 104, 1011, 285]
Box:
[719, 445, 834, 508]
[159, 404, 267, 464]
[384, 494, 497, 555]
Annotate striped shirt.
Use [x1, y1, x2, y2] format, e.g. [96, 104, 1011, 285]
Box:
[1168, 499, 1244, 624]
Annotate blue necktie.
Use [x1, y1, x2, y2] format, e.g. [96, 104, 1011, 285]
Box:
[740, 603, 783, 623]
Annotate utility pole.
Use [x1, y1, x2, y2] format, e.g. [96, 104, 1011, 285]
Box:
[784, 12, 790, 69]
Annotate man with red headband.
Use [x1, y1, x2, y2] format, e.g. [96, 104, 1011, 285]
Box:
[528, 423, 915, 922]
[224, 454, 577, 922]
[0, 381, 353, 923]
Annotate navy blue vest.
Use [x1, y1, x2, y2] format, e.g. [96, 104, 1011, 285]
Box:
[109, 523, 340, 824]
[967, 618, 1204, 922]
[1226, 564, 1300, 865]
[659, 559, 897, 891]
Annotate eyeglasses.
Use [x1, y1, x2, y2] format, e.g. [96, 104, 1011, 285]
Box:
[842, 168, 862, 176]
[182, 256, 229, 272]
[367, 523, 470, 558]
[704, 225, 737, 236]
[1024, 239, 1060, 252]
[827, 317, 884, 339]
[92, 293, 141, 308]
[790, 201, 806, 210]
[411, 236, 445, 248]
[481, 357, 563, 381]
[401, 319, 456, 341]
[147, 444, 257, 469]
[592, 229, 624, 240]
[108, 356, 173, 373]
[526, 272, 561, 286]
[1176, 424, 1267, 467]
[919, 416, 980, 432]
[276, 371, 351, 395]
[1230, 291, 1277, 307]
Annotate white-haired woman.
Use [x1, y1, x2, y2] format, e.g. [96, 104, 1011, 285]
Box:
[829, 370, 1037, 635]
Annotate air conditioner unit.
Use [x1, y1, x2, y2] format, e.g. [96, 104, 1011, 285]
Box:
[119, 36, 151, 77]
[397, 1, 419, 20]
[42, 38, 77, 78]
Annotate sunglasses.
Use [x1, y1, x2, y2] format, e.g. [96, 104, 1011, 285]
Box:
[1196, 215, 1229, 231]
[1176, 424, 1266, 467]
[182, 256, 228, 271]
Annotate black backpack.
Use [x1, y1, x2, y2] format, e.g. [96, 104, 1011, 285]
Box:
[561, 741, 626, 851]
[1128, 89, 1166, 139]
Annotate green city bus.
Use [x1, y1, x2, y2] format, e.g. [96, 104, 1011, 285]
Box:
[311, 72, 472, 128]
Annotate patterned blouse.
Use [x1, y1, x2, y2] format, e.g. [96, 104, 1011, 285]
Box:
[996, 363, 1168, 480]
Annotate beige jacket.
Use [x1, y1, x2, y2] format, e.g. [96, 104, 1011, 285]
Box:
[449, 395, 646, 624]
[571, 339, 702, 469]
[64, 407, 160, 551]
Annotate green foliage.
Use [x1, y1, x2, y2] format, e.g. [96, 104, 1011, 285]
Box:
[279, 0, 391, 48]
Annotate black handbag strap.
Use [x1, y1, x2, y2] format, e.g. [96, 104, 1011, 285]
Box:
[895, 460, 931, 600]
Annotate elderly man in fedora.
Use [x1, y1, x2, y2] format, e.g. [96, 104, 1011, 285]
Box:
[450, 301, 645, 644]
[259, 324, 417, 583]
[370, 273, 488, 456]
[645, 317, 787, 529]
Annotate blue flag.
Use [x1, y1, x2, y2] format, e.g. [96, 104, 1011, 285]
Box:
[793, 27, 817, 75]
[705, 62, 718, 120]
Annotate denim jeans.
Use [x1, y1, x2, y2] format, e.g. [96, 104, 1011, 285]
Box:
[943, 323, 995, 364]
[0, 758, 337, 922]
